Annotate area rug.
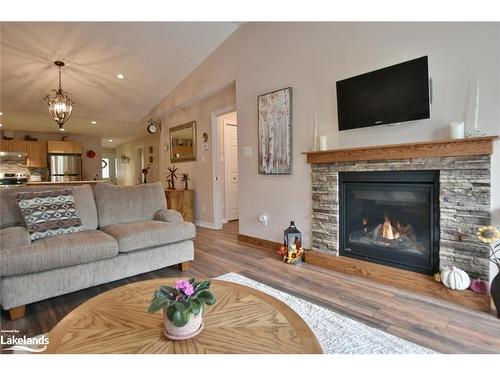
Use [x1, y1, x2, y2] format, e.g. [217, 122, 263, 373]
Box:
[215, 272, 436, 354]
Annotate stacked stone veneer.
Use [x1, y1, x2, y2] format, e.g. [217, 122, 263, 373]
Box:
[311, 155, 492, 280]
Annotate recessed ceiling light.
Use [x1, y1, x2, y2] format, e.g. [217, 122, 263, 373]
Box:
[91, 121, 97, 124]
[0, 112, 3, 116]
[108, 139, 113, 142]
[0, 123, 3, 127]
[59, 128, 65, 132]
[116, 73, 125, 80]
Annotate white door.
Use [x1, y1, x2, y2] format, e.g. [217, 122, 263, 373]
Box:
[224, 123, 239, 221]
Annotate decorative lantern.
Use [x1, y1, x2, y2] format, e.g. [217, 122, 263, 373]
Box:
[284, 221, 302, 251]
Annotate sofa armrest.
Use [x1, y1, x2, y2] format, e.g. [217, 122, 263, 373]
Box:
[0, 226, 31, 250]
[154, 209, 184, 223]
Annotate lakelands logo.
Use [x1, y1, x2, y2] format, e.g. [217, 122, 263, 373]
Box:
[1, 329, 49, 353]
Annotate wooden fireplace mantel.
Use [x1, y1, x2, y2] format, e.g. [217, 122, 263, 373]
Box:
[303, 136, 498, 164]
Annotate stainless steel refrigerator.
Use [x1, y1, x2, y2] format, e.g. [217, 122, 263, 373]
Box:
[49, 154, 82, 182]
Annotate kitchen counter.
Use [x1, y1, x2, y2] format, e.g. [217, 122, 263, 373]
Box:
[26, 180, 108, 186]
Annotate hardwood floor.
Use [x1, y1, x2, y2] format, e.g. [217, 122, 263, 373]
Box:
[2, 220, 500, 353]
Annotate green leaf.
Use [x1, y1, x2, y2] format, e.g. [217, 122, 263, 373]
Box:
[172, 310, 191, 327]
[196, 290, 216, 305]
[175, 301, 188, 312]
[191, 301, 201, 315]
[148, 297, 169, 313]
[166, 305, 176, 321]
[197, 281, 210, 290]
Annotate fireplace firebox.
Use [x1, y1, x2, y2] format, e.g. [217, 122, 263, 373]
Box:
[339, 171, 439, 275]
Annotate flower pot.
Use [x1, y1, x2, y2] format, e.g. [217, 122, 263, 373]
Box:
[491, 270, 500, 319]
[163, 310, 204, 340]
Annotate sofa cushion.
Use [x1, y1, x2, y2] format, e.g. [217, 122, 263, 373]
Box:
[0, 230, 119, 277]
[101, 220, 196, 253]
[0, 226, 31, 250]
[0, 185, 98, 230]
[154, 209, 184, 223]
[95, 183, 167, 227]
[15, 188, 85, 241]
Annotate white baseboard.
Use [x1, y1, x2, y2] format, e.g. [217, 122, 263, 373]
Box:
[195, 220, 222, 230]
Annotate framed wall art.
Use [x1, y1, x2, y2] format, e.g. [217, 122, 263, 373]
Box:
[258, 87, 292, 174]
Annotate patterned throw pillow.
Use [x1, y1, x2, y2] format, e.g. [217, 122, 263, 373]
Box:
[15, 188, 85, 241]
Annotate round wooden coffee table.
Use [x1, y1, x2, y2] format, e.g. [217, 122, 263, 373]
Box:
[46, 279, 322, 354]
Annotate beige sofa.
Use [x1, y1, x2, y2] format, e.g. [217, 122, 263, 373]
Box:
[0, 182, 195, 319]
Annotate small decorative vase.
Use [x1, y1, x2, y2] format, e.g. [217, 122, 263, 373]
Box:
[163, 310, 204, 340]
[491, 270, 500, 318]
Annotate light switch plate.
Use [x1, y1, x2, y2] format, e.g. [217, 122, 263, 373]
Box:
[242, 146, 253, 157]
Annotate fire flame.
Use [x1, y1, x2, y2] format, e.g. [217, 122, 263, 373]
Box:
[380, 215, 400, 240]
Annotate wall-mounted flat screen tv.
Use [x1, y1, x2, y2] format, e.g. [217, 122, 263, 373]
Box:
[336, 56, 430, 131]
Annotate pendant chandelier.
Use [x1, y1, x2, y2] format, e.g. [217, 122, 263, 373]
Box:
[44, 61, 74, 130]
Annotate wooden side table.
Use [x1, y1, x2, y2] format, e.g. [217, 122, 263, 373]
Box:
[165, 189, 194, 223]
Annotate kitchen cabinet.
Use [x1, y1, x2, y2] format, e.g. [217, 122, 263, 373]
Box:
[0, 140, 10, 152]
[65, 141, 82, 154]
[10, 141, 27, 153]
[0, 140, 48, 168]
[47, 141, 82, 154]
[27, 141, 48, 168]
[0, 139, 27, 152]
[0, 140, 27, 153]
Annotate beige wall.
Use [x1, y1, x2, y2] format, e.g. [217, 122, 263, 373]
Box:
[102, 147, 116, 155]
[10, 130, 103, 180]
[142, 23, 500, 259]
[116, 134, 160, 186]
[158, 83, 236, 224]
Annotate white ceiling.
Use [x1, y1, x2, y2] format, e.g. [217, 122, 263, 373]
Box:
[0, 22, 239, 146]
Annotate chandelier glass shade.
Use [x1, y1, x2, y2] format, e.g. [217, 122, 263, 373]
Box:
[44, 61, 74, 129]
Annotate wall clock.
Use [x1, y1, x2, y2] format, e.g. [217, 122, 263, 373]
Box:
[147, 119, 161, 134]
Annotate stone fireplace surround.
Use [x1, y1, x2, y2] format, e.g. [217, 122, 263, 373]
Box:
[309, 140, 496, 281]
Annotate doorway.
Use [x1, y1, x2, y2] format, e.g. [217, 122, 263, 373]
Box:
[102, 154, 117, 184]
[211, 106, 238, 229]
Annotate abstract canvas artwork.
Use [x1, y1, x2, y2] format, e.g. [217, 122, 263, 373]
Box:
[258, 87, 292, 174]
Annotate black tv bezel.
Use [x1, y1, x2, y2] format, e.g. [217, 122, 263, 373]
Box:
[336, 56, 430, 131]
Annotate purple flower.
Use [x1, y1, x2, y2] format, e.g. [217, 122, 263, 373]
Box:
[175, 279, 194, 297]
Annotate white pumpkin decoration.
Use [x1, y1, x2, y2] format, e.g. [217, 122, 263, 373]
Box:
[440, 266, 471, 290]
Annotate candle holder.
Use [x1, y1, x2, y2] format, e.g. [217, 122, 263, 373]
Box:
[464, 129, 486, 138]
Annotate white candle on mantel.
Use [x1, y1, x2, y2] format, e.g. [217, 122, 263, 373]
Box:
[313, 111, 318, 151]
[319, 135, 328, 151]
[474, 76, 480, 130]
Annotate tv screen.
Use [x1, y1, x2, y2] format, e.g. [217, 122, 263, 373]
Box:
[336, 56, 430, 131]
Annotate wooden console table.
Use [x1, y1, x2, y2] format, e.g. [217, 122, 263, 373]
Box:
[165, 189, 194, 223]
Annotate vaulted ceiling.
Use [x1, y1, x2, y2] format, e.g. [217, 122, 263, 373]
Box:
[0, 22, 239, 145]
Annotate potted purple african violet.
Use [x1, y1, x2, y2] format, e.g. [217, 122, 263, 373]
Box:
[148, 278, 216, 339]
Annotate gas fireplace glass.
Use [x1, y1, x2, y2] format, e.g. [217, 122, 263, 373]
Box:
[339, 171, 439, 275]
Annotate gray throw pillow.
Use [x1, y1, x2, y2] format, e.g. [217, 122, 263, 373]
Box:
[15, 188, 85, 241]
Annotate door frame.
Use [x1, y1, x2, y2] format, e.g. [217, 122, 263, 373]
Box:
[211, 104, 236, 230]
[134, 145, 145, 185]
[223, 121, 238, 221]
